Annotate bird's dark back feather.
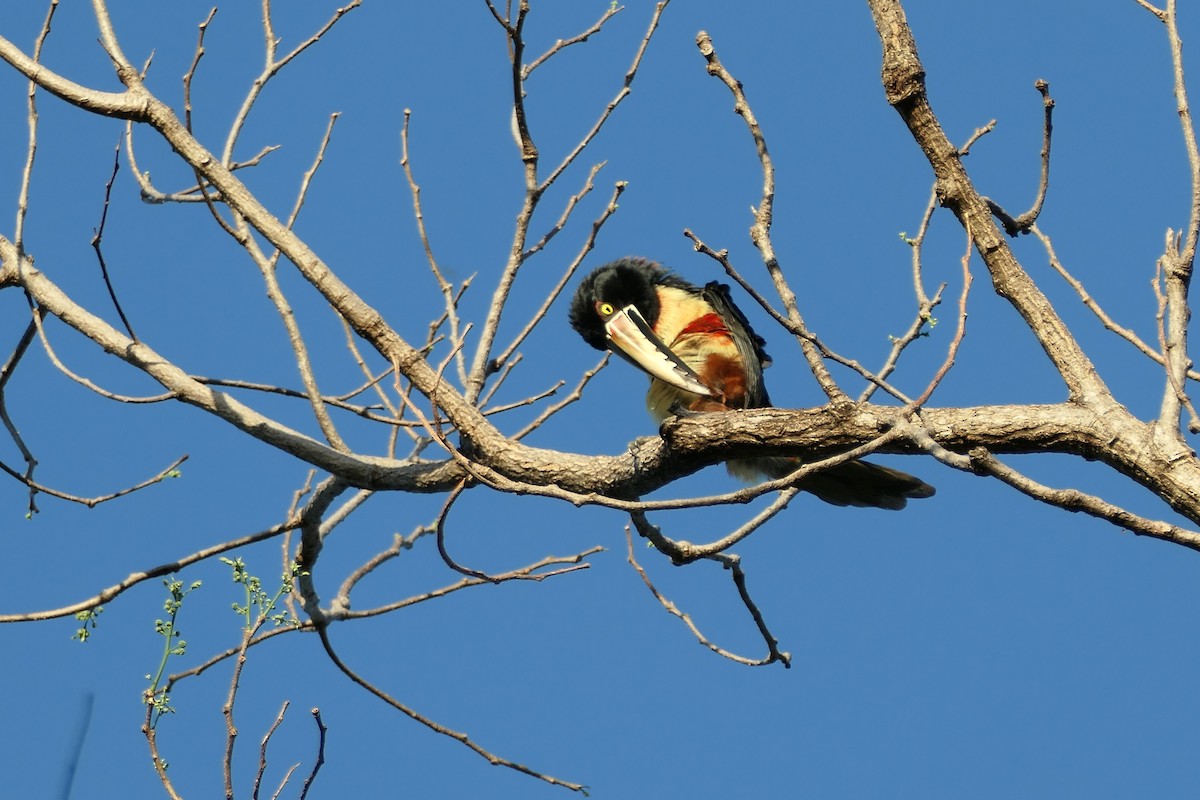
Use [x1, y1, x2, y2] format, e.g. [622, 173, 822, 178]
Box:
[701, 281, 772, 408]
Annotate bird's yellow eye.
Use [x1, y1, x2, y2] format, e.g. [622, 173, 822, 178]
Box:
[597, 302, 615, 317]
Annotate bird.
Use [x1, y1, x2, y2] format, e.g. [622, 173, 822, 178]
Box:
[568, 257, 935, 509]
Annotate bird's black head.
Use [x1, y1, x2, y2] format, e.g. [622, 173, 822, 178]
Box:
[568, 257, 717, 398]
[569, 258, 670, 350]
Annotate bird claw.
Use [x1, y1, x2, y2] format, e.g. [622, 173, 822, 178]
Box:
[666, 401, 703, 418]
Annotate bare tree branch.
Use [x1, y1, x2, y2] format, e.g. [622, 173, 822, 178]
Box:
[625, 522, 790, 667]
[523, 4, 623, 78]
[867, 0, 1109, 403]
[694, 30, 846, 402]
[14, 0, 57, 250]
[0, 514, 295, 623]
[0, 453, 187, 511]
[315, 625, 589, 792]
[984, 80, 1055, 236]
[298, 708, 327, 800]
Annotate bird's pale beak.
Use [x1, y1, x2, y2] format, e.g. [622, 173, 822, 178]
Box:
[604, 305, 715, 397]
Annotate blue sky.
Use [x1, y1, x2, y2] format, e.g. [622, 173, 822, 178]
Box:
[2, 1, 1200, 798]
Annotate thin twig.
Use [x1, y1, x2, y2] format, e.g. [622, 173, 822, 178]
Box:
[694, 31, 845, 402]
[985, 81, 1054, 236]
[142, 703, 184, 800]
[492, 179, 626, 382]
[628, 520, 787, 662]
[717, 551, 792, 665]
[522, 4, 623, 77]
[433, 480, 501, 581]
[165, 625, 306, 686]
[194, 376, 406, 425]
[481, 377, 564, 417]
[512, 354, 609, 440]
[465, 0, 535, 404]
[401, 108, 467, 387]
[333, 530, 421, 610]
[478, 353, 523, 409]
[90, 142, 138, 341]
[966, 446, 1200, 550]
[860, 282, 945, 403]
[523, 161, 604, 260]
[129, 142, 280, 204]
[246, 112, 349, 450]
[1154, 251, 1200, 431]
[269, 764, 300, 800]
[26, 302, 175, 401]
[338, 548, 601, 620]
[14, 0, 58, 249]
[1165, 0, 1200, 268]
[315, 626, 589, 792]
[317, 488, 374, 545]
[165, 549, 601, 689]
[0, 453, 186, 510]
[0, 320, 40, 514]
[220, 0, 361, 166]
[685, 230, 915, 403]
[465, 2, 669, 402]
[253, 700, 289, 800]
[483, 0, 515, 34]
[298, 709, 326, 800]
[624, 523, 787, 667]
[0, 516, 297, 623]
[335, 315, 415, 446]
[538, 1, 670, 194]
[860, 188, 945, 402]
[1135, 0, 1167, 22]
[652, 487, 800, 561]
[861, 121, 995, 401]
[910, 223, 974, 408]
[958, 119, 997, 156]
[182, 7, 218, 134]
[1031, 223, 1200, 380]
[223, 625, 254, 797]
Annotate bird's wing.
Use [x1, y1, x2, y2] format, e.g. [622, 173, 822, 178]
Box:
[702, 281, 772, 408]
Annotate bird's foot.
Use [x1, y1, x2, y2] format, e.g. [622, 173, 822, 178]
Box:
[666, 400, 704, 418]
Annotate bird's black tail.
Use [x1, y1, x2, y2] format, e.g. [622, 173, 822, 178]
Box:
[728, 457, 935, 510]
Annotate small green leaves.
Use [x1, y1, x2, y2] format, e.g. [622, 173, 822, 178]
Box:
[72, 606, 104, 643]
[220, 556, 304, 630]
[146, 576, 200, 726]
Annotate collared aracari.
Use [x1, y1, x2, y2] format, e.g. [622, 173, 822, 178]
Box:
[569, 257, 935, 510]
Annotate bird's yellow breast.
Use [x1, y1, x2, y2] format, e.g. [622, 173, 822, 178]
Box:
[645, 287, 744, 422]
[651, 287, 714, 345]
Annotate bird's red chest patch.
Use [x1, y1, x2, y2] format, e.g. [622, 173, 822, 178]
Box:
[677, 312, 731, 339]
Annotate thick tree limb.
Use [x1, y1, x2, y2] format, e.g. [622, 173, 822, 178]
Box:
[867, 0, 1110, 404]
